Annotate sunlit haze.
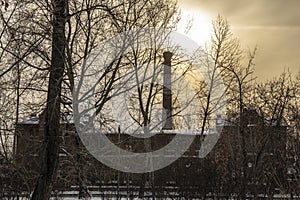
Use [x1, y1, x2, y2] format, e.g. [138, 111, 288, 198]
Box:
[178, 0, 300, 81]
[177, 10, 212, 46]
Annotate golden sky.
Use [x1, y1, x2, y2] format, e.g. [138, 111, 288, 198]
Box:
[178, 0, 300, 81]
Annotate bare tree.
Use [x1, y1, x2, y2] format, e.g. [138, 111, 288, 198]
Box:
[1, 0, 183, 198]
[30, 0, 66, 199]
[251, 71, 298, 195]
[199, 15, 259, 198]
[286, 71, 300, 196]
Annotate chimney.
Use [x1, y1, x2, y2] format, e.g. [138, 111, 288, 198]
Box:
[162, 51, 173, 130]
[216, 114, 223, 126]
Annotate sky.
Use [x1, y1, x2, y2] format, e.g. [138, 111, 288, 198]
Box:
[178, 0, 300, 81]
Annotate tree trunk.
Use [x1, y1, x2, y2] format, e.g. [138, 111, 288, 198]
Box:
[31, 0, 66, 199]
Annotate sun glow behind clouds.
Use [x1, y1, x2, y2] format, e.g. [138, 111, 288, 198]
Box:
[177, 10, 213, 46]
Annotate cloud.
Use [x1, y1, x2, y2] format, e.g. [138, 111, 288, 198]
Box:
[178, 0, 300, 80]
[179, 0, 300, 28]
[230, 27, 300, 80]
[232, 25, 300, 31]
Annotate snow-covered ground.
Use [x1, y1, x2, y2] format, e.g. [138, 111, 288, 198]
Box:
[3, 193, 299, 200]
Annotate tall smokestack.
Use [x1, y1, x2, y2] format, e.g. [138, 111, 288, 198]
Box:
[162, 51, 173, 130]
